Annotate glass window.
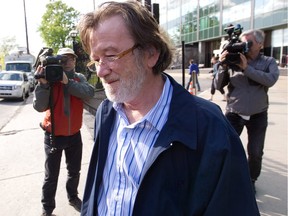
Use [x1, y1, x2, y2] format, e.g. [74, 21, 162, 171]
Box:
[272, 47, 281, 62]
[272, 29, 283, 47]
[200, 17, 209, 30]
[209, 12, 220, 27]
[223, 0, 248, 9]
[199, 0, 217, 7]
[255, 0, 287, 15]
[222, 1, 251, 25]
[284, 28, 288, 46]
[199, 1, 220, 17]
[6, 63, 31, 72]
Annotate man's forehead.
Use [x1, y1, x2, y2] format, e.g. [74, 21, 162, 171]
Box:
[242, 34, 255, 41]
[91, 20, 133, 47]
[244, 34, 254, 39]
[96, 16, 127, 33]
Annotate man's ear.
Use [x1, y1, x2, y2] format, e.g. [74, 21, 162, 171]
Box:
[146, 46, 160, 68]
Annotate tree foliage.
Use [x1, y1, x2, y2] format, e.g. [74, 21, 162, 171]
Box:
[0, 36, 17, 55]
[38, 0, 80, 53]
[0, 36, 18, 69]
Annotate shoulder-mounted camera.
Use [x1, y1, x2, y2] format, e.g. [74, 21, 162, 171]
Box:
[33, 47, 67, 83]
[221, 24, 253, 70]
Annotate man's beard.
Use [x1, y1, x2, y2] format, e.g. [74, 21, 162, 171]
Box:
[103, 58, 146, 103]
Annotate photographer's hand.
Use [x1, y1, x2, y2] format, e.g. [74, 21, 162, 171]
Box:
[219, 50, 228, 62]
[35, 66, 48, 84]
[237, 53, 248, 70]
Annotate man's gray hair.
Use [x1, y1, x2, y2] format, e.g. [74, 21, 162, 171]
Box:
[240, 29, 265, 44]
[78, 0, 174, 74]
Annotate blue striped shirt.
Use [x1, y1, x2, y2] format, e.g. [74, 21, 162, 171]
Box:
[97, 75, 173, 216]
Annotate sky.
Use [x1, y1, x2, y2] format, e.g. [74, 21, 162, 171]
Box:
[0, 0, 109, 56]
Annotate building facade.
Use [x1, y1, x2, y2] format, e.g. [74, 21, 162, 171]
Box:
[151, 0, 288, 68]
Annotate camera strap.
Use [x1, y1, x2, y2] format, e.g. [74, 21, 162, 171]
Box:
[49, 83, 57, 153]
[63, 85, 70, 116]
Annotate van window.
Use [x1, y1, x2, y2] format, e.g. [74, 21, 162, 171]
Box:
[6, 63, 31, 72]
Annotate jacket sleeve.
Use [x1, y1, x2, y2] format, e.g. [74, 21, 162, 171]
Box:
[33, 82, 50, 112]
[67, 73, 95, 100]
[243, 56, 279, 87]
[202, 123, 260, 215]
[214, 64, 230, 90]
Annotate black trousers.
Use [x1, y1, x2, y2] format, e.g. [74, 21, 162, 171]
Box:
[225, 111, 268, 181]
[210, 78, 225, 95]
[41, 131, 83, 213]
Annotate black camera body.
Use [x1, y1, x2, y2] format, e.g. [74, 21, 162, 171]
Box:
[221, 24, 252, 69]
[34, 47, 67, 83]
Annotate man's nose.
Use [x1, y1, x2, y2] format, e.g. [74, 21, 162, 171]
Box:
[96, 64, 111, 78]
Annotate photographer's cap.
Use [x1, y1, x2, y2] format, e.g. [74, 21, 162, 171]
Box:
[57, 48, 77, 58]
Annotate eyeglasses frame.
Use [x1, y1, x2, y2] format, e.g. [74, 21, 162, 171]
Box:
[87, 44, 139, 71]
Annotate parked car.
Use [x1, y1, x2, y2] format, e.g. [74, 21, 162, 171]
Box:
[26, 71, 36, 92]
[0, 71, 30, 101]
[5, 47, 36, 92]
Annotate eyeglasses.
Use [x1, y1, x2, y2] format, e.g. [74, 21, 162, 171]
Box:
[87, 44, 139, 72]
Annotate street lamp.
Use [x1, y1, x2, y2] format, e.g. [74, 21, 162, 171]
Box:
[69, 29, 78, 52]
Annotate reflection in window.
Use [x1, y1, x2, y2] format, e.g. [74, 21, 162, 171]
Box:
[199, 2, 220, 17]
[272, 47, 281, 62]
[199, 13, 220, 30]
[284, 29, 288, 47]
[255, 0, 286, 15]
[198, 0, 220, 37]
[223, 0, 248, 8]
[272, 29, 283, 47]
[182, 0, 197, 16]
[222, 1, 251, 25]
[199, 0, 217, 7]
[181, 0, 199, 39]
[271, 28, 288, 65]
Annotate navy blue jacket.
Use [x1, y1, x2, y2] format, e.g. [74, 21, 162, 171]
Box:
[81, 74, 259, 216]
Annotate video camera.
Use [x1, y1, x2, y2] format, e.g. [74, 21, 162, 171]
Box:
[221, 24, 252, 69]
[33, 47, 67, 83]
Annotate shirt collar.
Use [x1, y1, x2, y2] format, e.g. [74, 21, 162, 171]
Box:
[113, 75, 172, 131]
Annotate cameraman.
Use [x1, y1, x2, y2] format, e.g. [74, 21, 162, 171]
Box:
[33, 47, 94, 216]
[215, 29, 279, 193]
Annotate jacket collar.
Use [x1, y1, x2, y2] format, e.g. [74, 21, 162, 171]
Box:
[153, 73, 198, 150]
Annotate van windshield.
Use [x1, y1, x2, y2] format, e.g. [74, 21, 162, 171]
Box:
[6, 63, 31, 72]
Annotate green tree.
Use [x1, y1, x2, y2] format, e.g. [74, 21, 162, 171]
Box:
[0, 36, 17, 55]
[38, 0, 80, 52]
[0, 36, 18, 70]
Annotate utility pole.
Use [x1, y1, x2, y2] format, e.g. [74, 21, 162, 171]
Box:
[23, 0, 30, 54]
